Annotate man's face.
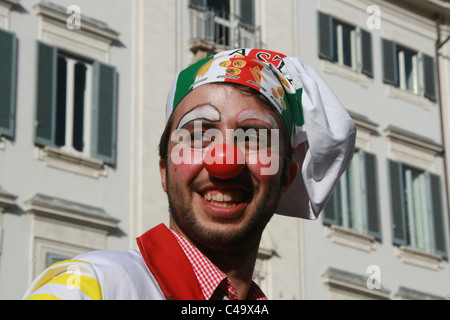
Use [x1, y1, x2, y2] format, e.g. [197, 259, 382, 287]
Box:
[160, 83, 297, 251]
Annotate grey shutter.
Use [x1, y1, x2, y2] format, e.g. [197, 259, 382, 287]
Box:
[364, 152, 381, 240]
[240, 0, 254, 26]
[382, 39, 398, 86]
[0, 29, 17, 139]
[422, 54, 436, 102]
[318, 12, 333, 61]
[429, 173, 447, 258]
[388, 160, 408, 245]
[91, 61, 118, 166]
[323, 182, 341, 225]
[35, 42, 57, 147]
[360, 29, 373, 78]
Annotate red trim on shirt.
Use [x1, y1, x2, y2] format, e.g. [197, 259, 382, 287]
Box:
[137, 223, 266, 300]
[136, 223, 204, 300]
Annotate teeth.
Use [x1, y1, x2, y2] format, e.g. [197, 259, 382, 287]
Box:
[203, 190, 242, 204]
[210, 201, 237, 208]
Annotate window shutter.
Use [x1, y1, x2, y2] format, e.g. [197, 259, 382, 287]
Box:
[323, 182, 341, 225]
[382, 39, 398, 86]
[360, 29, 373, 78]
[422, 54, 437, 102]
[91, 61, 118, 166]
[318, 12, 333, 61]
[388, 160, 408, 245]
[0, 29, 17, 139]
[35, 41, 57, 147]
[429, 173, 447, 258]
[364, 152, 381, 240]
[240, 0, 255, 26]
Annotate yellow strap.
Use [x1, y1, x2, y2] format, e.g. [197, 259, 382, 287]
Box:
[26, 293, 62, 300]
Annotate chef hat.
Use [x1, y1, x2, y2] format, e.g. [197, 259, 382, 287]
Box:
[166, 48, 356, 220]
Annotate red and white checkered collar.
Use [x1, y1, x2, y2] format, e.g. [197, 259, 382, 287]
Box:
[170, 229, 267, 300]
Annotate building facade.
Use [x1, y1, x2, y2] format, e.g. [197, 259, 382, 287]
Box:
[0, 0, 449, 300]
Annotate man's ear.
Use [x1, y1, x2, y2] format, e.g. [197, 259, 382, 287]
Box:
[159, 158, 168, 193]
[281, 160, 299, 195]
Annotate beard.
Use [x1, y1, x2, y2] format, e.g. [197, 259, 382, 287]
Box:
[166, 175, 282, 252]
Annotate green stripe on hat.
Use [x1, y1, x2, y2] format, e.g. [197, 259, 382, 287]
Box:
[173, 55, 215, 110]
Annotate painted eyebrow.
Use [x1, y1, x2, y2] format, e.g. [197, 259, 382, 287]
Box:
[235, 109, 279, 129]
[176, 104, 221, 130]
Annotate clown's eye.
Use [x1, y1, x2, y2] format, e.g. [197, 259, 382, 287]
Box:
[190, 131, 215, 149]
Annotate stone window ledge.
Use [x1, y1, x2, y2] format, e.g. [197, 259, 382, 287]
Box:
[326, 225, 377, 252]
[23, 193, 119, 231]
[395, 245, 444, 270]
[37, 146, 108, 179]
[321, 60, 370, 88]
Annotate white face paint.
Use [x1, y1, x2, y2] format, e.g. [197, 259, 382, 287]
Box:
[234, 109, 279, 130]
[176, 104, 221, 130]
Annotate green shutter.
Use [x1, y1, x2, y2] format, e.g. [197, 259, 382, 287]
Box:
[364, 152, 381, 240]
[323, 182, 341, 226]
[382, 39, 398, 86]
[35, 41, 57, 147]
[360, 29, 373, 78]
[422, 54, 436, 102]
[318, 12, 333, 61]
[429, 173, 447, 258]
[91, 61, 118, 166]
[388, 160, 408, 246]
[0, 29, 17, 138]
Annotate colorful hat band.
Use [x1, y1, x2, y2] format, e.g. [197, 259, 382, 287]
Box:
[167, 48, 305, 138]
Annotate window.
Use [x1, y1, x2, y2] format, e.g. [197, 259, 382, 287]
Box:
[45, 252, 71, 268]
[0, 28, 17, 139]
[395, 46, 418, 94]
[324, 150, 381, 240]
[389, 160, 447, 258]
[382, 39, 436, 101]
[332, 19, 356, 69]
[189, 0, 259, 49]
[35, 42, 118, 166]
[55, 53, 93, 157]
[318, 12, 373, 78]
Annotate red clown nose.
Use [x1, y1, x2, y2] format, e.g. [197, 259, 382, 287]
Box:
[203, 144, 245, 179]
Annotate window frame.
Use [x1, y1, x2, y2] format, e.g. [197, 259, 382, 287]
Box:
[395, 45, 419, 94]
[323, 149, 381, 241]
[55, 51, 94, 158]
[332, 18, 357, 70]
[318, 11, 373, 78]
[35, 41, 118, 171]
[388, 159, 447, 258]
[382, 38, 437, 102]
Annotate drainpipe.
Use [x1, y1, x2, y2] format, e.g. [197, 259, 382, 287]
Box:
[435, 15, 450, 220]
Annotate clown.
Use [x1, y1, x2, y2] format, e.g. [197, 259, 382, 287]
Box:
[23, 48, 356, 300]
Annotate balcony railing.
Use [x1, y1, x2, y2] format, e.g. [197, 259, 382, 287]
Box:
[189, 6, 262, 49]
